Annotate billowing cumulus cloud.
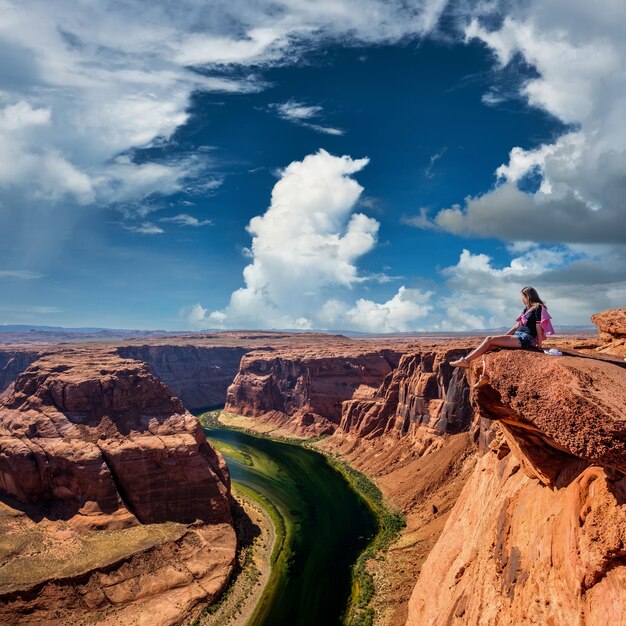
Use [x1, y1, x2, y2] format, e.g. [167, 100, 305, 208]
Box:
[429, 0, 626, 245]
[318, 286, 433, 333]
[436, 243, 626, 331]
[190, 150, 432, 331]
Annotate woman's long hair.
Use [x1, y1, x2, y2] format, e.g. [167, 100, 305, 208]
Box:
[521, 286, 546, 307]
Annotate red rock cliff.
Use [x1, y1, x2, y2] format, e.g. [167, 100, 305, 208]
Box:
[0, 348, 232, 527]
[407, 350, 626, 626]
[0, 347, 46, 395]
[116, 344, 250, 410]
[0, 347, 236, 625]
[225, 346, 403, 435]
[339, 347, 472, 441]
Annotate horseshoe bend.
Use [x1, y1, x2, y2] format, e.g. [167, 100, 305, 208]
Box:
[0, 311, 624, 626]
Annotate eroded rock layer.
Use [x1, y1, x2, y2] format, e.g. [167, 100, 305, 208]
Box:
[407, 350, 626, 626]
[0, 347, 236, 625]
[338, 348, 472, 441]
[592, 307, 626, 357]
[225, 346, 405, 435]
[0, 348, 232, 526]
[116, 344, 249, 410]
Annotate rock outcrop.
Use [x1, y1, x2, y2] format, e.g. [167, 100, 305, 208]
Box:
[225, 347, 404, 435]
[338, 348, 472, 442]
[116, 344, 249, 410]
[0, 347, 236, 625]
[592, 307, 626, 358]
[407, 350, 626, 626]
[0, 348, 232, 526]
[0, 519, 236, 626]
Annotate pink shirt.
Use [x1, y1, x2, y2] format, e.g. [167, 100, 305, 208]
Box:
[516, 305, 555, 337]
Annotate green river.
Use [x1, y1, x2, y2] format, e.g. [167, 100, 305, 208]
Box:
[203, 422, 378, 626]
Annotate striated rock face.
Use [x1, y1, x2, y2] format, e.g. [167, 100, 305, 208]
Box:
[339, 348, 472, 442]
[225, 347, 403, 435]
[0, 348, 232, 527]
[116, 344, 250, 410]
[315, 346, 474, 625]
[592, 307, 626, 357]
[407, 350, 626, 626]
[0, 348, 46, 395]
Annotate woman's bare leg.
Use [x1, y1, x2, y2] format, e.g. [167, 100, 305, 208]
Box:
[451, 334, 522, 367]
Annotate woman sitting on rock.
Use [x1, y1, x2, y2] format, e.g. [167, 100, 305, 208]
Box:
[450, 286, 554, 369]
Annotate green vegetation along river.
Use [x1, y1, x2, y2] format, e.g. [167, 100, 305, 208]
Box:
[203, 421, 378, 626]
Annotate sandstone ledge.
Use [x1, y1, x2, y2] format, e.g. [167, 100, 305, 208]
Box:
[472, 350, 626, 483]
[407, 349, 626, 626]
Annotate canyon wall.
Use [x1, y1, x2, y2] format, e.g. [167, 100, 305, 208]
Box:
[0, 348, 46, 395]
[225, 347, 405, 435]
[0, 347, 236, 625]
[223, 340, 478, 624]
[229, 337, 626, 626]
[315, 345, 475, 625]
[338, 347, 472, 442]
[407, 350, 626, 626]
[116, 344, 250, 410]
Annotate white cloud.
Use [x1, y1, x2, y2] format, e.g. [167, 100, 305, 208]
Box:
[437, 244, 626, 330]
[401, 207, 439, 230]
[0, 101, 50, 131]
[123, 222, 164, 235]
[0, 270, 43, 280]
[174, 27, 288, 67]
[272, 101, 324, 121]
[432, 181, 626, 244]
[424, 147, 447, 178]
[306, 124, 345, 136]
[159, 213, 213, 227]
[187, 303, 210, 326]
[203, 149, 374, 328]
[189, 149, 429, 332]
[0, 305, 62, 315]
[319, 286, 433, 332]
[430, 1, 626, 245]
[270, 100, 345, 136]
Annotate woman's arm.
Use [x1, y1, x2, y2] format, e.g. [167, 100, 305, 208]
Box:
[535, 323, 544, 347]
[505, 322, 520, 335]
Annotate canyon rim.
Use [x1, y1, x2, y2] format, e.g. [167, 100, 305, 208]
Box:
[0, 310, 624, 624]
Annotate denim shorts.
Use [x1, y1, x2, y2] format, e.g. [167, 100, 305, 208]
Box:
[514, 330, 536, 349]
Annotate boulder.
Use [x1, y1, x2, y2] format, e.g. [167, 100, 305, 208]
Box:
[592, 307, 626, 358]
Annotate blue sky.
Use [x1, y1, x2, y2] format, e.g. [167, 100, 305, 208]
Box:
[1, 1, 624, 331]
